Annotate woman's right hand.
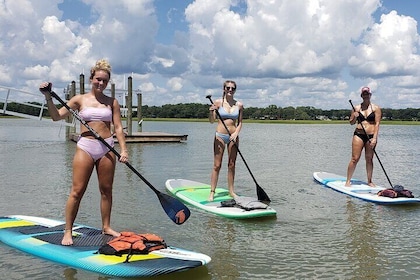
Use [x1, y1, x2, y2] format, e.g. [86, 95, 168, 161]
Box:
[353, 111, 360, 119]
[39, 82, 52, 99]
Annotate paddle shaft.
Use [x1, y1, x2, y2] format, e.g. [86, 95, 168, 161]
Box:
[47, 89, 190, 224]
[206, 95, 271, 202]
[349, 100, 394, 188]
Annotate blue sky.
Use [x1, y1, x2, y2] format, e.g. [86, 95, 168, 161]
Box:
[1, 0, 420, 109]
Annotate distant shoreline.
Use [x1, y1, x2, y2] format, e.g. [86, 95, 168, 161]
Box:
[1, 115, 419, 125]
[139, 117, 420, 125]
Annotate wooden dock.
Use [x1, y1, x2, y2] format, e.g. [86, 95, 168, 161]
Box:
[69, 132, 187, 143]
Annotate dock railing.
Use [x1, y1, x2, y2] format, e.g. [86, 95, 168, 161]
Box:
[0, 85, 75, 127]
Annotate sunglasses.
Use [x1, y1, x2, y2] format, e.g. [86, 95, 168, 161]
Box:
[225, 87, 236, 91]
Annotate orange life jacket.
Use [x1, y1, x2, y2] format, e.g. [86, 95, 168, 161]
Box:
[98, 231, 167, 262]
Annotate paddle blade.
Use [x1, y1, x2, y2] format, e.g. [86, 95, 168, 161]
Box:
[158, 192, 191, 225]
[257, 184, 271, 203]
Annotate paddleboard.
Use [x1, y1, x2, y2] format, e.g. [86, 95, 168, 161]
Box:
[0, 215, 211, 278]
[313, 172, 420, 205]
[165, 179, 277, 219]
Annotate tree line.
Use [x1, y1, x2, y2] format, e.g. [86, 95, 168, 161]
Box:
[2, 102, 420, 121]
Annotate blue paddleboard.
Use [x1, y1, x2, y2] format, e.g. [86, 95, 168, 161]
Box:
[0, 215, 211, 277]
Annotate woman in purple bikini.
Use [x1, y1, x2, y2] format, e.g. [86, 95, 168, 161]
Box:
[39, 59, 128, 245]
[208, 80, 244, 201]
[345, 86, 382, 187]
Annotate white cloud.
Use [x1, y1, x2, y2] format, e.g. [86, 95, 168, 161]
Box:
[167, 77, 183, 91]
[349, 11, 420, 77]
[1, 0, 420, 109]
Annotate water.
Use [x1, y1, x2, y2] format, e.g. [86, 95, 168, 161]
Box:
[0, 119, 419, 280]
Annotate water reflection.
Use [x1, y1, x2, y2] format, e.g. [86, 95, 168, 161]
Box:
[205, 217, 240, 280]
[345, 200, 380, 280]
[62, 266, 211, 280]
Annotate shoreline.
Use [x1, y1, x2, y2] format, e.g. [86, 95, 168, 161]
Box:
[1, 115, 419, 125]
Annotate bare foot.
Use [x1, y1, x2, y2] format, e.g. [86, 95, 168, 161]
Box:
[368, 182, 376, 187]
[230, 192, 237, 199]
[344, 181, 351, 187]
[208, 190, 215, 202]
[61, 230, 73, 246]
[103, 227, 121, 237]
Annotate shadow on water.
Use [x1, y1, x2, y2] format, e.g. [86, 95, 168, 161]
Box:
[62, 266, 211, 280]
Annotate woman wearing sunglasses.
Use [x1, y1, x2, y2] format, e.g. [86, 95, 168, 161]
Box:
[345, 86, 382, 187]
[208, 80, 244, 201]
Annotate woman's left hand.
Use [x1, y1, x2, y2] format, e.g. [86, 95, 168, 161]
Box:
[230, 132, 238, 143]
[119, 151, 129, 163]
[369, 138, 377, 148]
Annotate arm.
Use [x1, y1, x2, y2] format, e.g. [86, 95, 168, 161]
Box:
[349, 105, 360, 125]
[209, 99, 220, 123]
[371, 105, 382, 145]
[111, 98, 129, 162]
[40, 82, 79, 121]
[231, 102, 243, 141]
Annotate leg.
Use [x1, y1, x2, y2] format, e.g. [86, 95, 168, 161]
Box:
[96, 152, 120, 237]
[62, 148, 94, 245]
[345, 135, 364, 186]
[365, 144, 375, 187]
[227, 138, 238, 198]
[209, 136, 225, 201]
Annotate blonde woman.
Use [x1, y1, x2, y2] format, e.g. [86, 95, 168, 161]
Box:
[40, 59, 128, 245]
[208, 80, 243, 201]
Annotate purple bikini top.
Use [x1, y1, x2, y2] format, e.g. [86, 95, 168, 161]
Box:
[79, 107, 112, 122]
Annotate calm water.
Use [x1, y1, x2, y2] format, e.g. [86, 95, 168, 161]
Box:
[0, 119, 419, 280]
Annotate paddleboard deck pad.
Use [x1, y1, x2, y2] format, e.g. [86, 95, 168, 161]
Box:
[313, 172, 420, 205]
[165, 179, 277, 219]
[0, 215, 211, 277]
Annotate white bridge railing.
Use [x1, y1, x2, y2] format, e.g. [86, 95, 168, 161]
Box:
[0, 85, 133, 124]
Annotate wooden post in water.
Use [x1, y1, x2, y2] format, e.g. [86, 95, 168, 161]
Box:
[79, 74, 85, 94]
[127, 77, 133, 136]
[65, 81, 77, 137]
[137, 90, 142, 132]
[111, 83, 115, 99]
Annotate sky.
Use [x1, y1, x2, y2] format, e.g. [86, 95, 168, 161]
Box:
[1, 0, 420, 110]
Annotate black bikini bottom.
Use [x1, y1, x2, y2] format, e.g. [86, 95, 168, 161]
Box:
[354, 131, 373, 144]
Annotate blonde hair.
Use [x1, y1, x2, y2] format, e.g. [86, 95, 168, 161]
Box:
[90, 59, 111, 80]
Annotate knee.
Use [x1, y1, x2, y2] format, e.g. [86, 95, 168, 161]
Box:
[365, 157, 374, 164]
[69, 189, 84, 201]
[213, 163, 222, 172]
[99, 184, 113, 196]
[227, 161, 236, 170]
[350, 156, 360, 164]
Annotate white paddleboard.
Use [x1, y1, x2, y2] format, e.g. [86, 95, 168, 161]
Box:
[313, 172, 420, 205]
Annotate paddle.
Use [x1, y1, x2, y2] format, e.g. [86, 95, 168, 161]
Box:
[42, 84, 190, 225]
[349, 100, 395, 189]
[206, 95, 271, 202]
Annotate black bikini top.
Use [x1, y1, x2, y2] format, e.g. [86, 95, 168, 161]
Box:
[359, 104, 375, 122]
